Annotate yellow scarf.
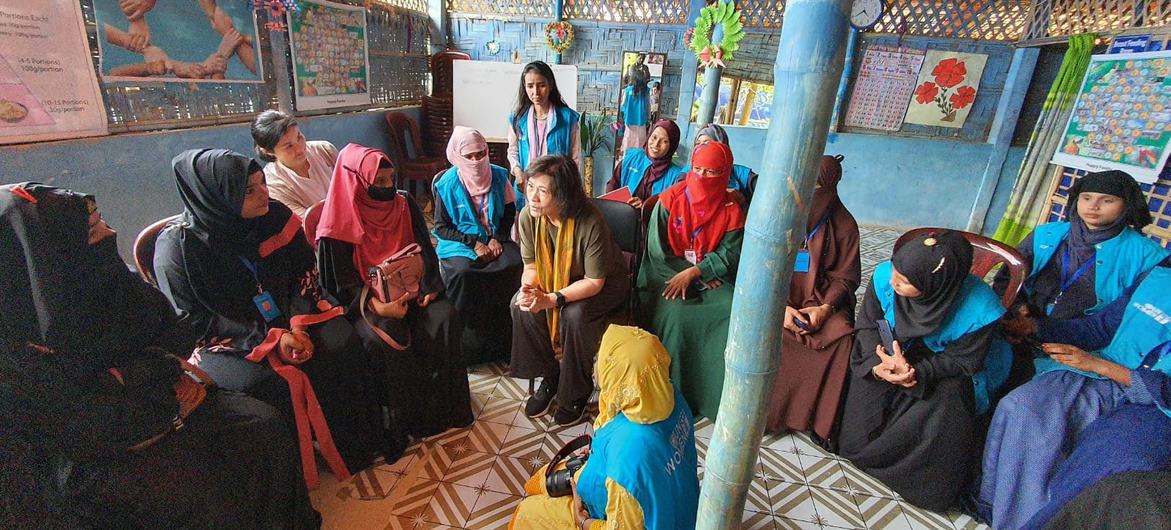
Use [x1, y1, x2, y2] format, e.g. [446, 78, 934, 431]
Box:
[535, 215, 575, 349]
[593, 325, 675, 431]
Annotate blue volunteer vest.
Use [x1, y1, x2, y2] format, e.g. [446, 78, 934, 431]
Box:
[621, 85, 649, 127]
[432, 164, 511, 261]
[510, 105, 579, 210]
[873, 261, 1010, 414]
[1037, 267, 1171, 382]
[682, 163, 753, 193]
[1027, 222, 1169, 314]
[577, 388, 700, 530]
[618, 148, 685, 198]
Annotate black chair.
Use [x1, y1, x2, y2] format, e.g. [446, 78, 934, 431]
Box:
[590, 198, 642, 319]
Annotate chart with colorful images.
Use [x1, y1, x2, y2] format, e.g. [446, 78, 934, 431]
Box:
[287, 0, 370, 111]
[1052, 50, 1171, 184]
[845, 45, 925, 131]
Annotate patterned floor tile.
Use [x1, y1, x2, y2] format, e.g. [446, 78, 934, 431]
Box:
[840, 460, 897, 499]
[767, 481, 820, 522]
[492, 376, 529, 400]
[346, 466, 401, 501]
[809, 486, 866, 529]
[468, 375, 500, 396]
[695, 435, 710, 463]
[483, 454, 535, 496]
[761, 431, 797, 452]
[856, 494, 913, 530]
[759, 447, 806, 484]
[774, 516, 823, 530]
[497, 424, 546, 462]
[801, 455, 851, 492]
[478, 396, 522, 426]
[413, 444, 457, 482]
[900, 502, 955, 530]
[440, 449, 497, 490]
[446, 419, 511, 454]
[791, 432, 835, 459]
[390, 479, 444, 519]
[694, 417, 716, 439]
[537, 430, 586, 462]
[421, 481, 480, 528]
[384, 515, 458, 529]
[470, 392, 492, 417]
[741, 509, 776, 530]
[948, 511, 986, 530]
[465, 489, 522, 530]
[510, 408, 555, 432]
[744, 477, 775, 514]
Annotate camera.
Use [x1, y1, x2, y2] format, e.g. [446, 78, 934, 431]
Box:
[545, 454, 588, 498]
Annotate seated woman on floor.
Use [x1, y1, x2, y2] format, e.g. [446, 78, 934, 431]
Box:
[432, 126, 523, 365]
[252, 109, 338, 218]
[637, 141, 745, 421]
[316, 144, 473, 455]
[0, 183, 318, 528]
[766, 155, 861, 448]
[154, 149, 383, 487]
[980, 264, 1171, 530]
[837, 231, 1007, 512]
[994, 170, 1168, 387]
[605, 119, 684, 209]
[685, 123, 757, 205]
[509, 325, 700, 530]
[511, 154, 629, 427]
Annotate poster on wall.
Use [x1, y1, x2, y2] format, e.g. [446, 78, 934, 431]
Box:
[0, 0, 107, 145]
[904, 50, 988, 128]
[844, 46, 925, 131]
[1051, 50, 1171, 184]
[93, 0, 263, 82]
[287, 0, 371, 111]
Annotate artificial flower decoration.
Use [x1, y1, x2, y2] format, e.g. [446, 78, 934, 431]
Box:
[545, 21, 574, 54]
[689, 0, 745, 68]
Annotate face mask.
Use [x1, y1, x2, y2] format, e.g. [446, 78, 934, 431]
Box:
[367, 185, 398, 201]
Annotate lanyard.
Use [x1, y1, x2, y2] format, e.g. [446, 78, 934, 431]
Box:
[802, 212, 831, 249]
[238, 255, 264, 294]
[683, 188, 705, 245]
[1058, 246, 1095, 294]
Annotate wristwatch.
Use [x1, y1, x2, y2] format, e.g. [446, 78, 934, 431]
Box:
[555, 291, 567, 308]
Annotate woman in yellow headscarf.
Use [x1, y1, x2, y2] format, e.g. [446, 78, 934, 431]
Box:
[509, 325, 700, 530]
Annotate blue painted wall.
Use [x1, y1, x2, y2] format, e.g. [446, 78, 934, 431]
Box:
[0, 109, 414, 259]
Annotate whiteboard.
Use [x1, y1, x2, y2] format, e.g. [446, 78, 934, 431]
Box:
[453, 61, 578, 142]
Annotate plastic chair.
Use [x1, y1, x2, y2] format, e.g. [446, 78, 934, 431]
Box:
[133, 214, 181, 286]
[385, 111, 448, 203]
[430, 49, 471, 97]
[893, 227, 1026, 309]
[640, 194, 660, 227]
[591, 198, 642, 319]
[302, 199, 326, 250]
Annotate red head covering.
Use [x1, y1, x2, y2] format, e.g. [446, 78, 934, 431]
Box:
[316, 143, 415, 277]
[658, 142, 744, 259]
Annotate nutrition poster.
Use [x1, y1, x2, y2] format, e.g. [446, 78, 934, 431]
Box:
[0, 0, 107, 144]
[287, 0, 371, 111]
[1052, 50, 1171, 184]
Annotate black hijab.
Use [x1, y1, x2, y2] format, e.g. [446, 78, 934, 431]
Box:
[1065, 169, 1152, 264]
[890, 230, 974, 339]
[172, 148, 272, 257]
[0, 183, 185, 363]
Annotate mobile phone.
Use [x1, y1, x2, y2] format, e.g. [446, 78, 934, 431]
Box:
[793, 317, 809, 330]
[1020, 335, 1048, 358]
[877, 319, 896, 354]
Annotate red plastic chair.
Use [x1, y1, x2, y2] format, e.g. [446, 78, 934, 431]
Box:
[385, 110, 448, 203]
[893, 227, 1026, 309]
[133, 214, 181, 286]
[302, 199, 326, 250]
[430, 49, 471, 97]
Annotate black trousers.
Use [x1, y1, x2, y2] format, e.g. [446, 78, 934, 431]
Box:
[509, 274, 630, 405]
[439, 243, 523, 366]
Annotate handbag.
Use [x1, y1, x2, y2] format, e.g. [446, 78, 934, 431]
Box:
[361, 243, 425, 351]
[129, 356, 215, 451]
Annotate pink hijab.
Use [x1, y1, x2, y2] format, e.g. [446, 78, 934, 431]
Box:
[316, 143, 414, 277]
[445, 126, 515, 227]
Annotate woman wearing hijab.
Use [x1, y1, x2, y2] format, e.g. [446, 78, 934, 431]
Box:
[154, 149, 382, 488]
[765, 155, 861, 446]
[605, 119, 684, 209]
[0, 183, 318, 528]
[978, 264, 1171, 529]
[433, 126, 523, 365]
[317, 144, 473, 455]
[508, 325, 700, 530]
[252, 109, 337, 218]
[837, 231, 1007, 511]
[687, 123, 758, 204]
[637, 141, 746, 420]
[511, 155, 629, 427]
[994, 170, 1168, 388]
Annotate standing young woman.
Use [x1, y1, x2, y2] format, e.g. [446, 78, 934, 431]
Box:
[510, 155, 628, 427]
[605, 119, 684, 209]
[619, 60, 651, 151]
[508, 61, 582, 208]
[316, 144, 473, 455]
[432, 126, 523, 365]
[251, 110, 338, 218]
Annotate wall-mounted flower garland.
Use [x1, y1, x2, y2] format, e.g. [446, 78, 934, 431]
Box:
[688, 1, 745, 68]
[545, 21, 574, 54]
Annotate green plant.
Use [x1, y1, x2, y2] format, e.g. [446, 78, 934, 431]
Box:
[579, 112, 614, 157]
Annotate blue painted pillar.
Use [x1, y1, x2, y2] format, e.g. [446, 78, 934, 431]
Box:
[829, 28, 859, 132]
[965, 47, 1040, 234]
[695, 3, 726, 126]
[553, 0, 564, 64]
[695, 0, 853, 527]
[675, 0, 710, 147]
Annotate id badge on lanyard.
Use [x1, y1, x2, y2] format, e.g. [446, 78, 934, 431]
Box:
[240, 256, 282, 323]
[795, 213, 829, 274]
[685, 249, 699, 265]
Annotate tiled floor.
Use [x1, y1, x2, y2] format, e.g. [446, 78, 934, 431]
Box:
[311, 226, 990, 529]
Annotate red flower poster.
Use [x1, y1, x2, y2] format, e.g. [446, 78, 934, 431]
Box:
[904, 50, 987, 128]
